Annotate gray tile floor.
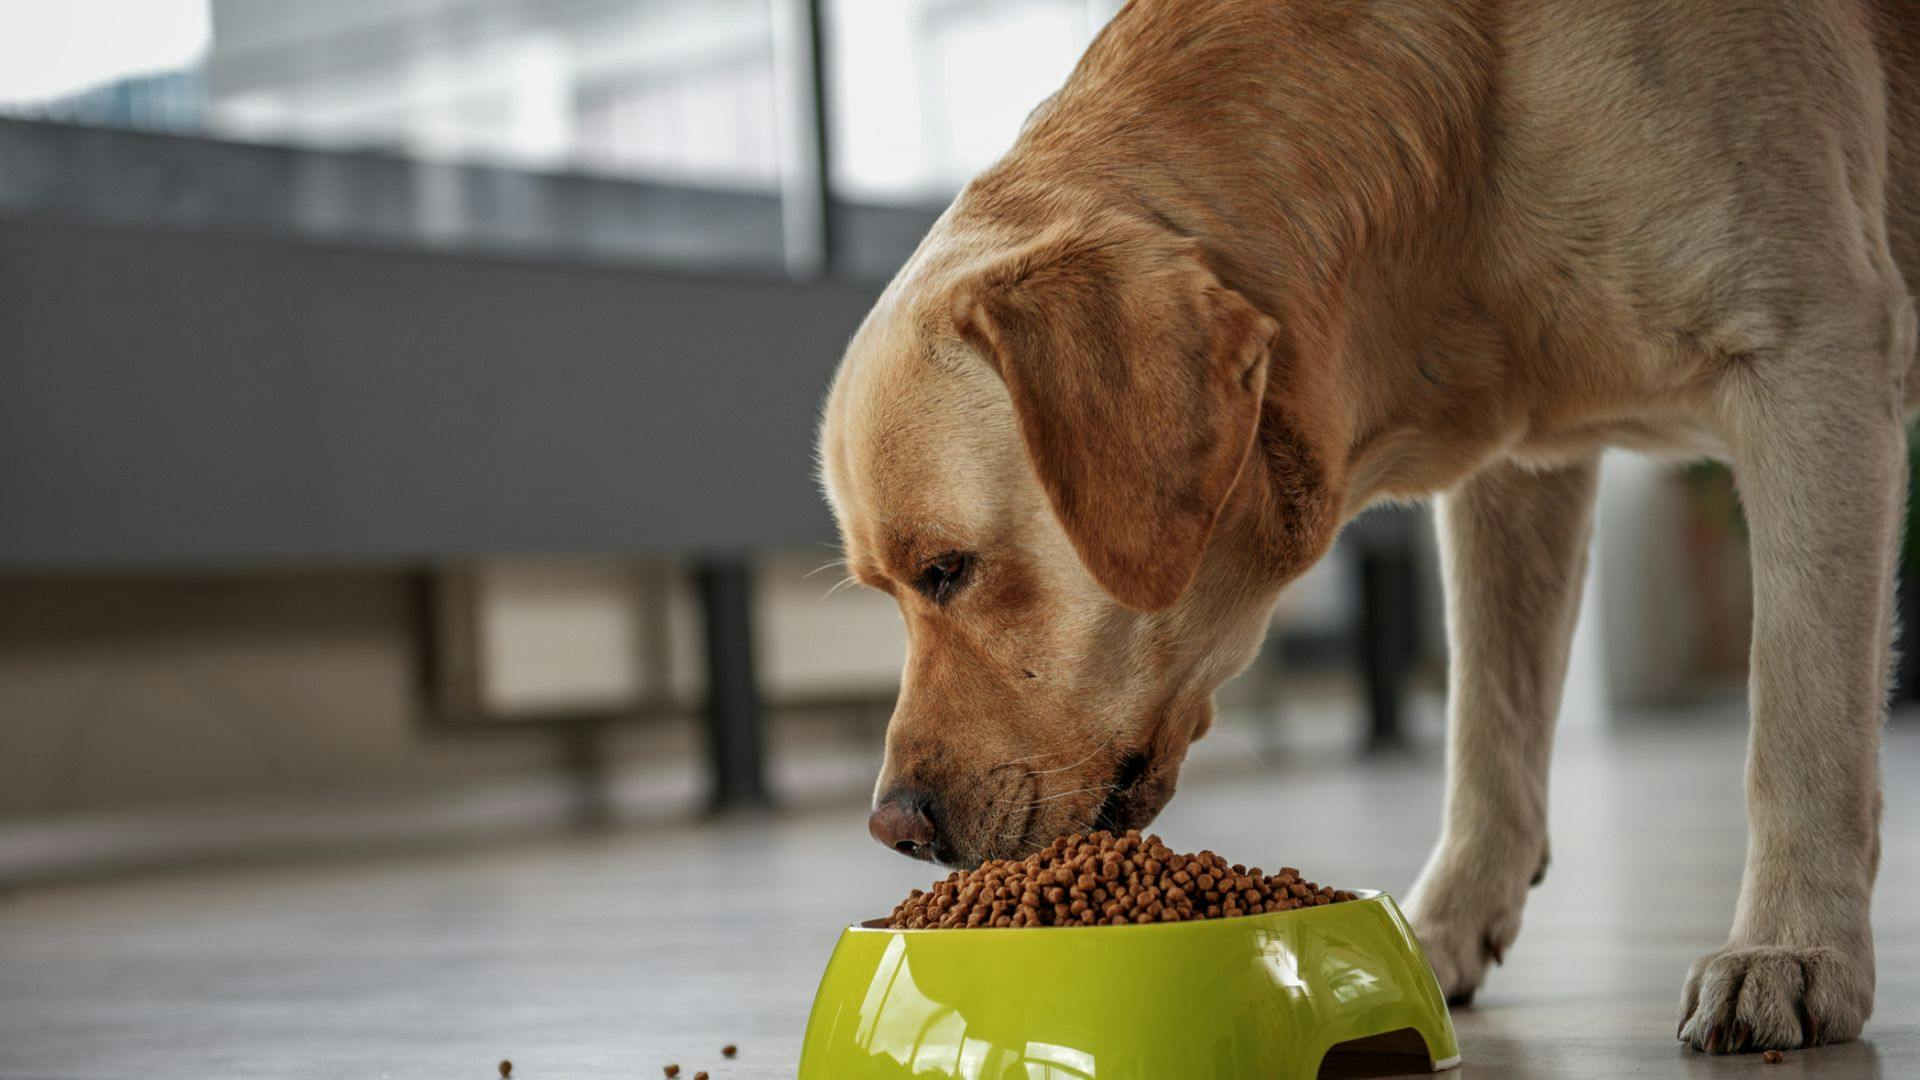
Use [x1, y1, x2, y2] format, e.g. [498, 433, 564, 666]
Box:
[2, 711, 1915, 1079]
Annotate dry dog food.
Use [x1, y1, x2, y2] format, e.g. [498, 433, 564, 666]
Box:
[1762, 1050, 1785, 1064]
[885, 829, 1355, 928]
[497, 1061, 511, 1078]
[721, 1044, 737, 1058]
[663, 1066, 680, 1078]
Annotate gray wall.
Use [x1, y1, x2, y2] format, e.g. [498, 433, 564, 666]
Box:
[0, 214, 881, 565]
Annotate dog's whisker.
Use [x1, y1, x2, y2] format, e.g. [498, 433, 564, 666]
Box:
[992, 751, 1069, 771]
[979, 768, 1041, 836]
[986, 724, 1122, 775]
[1027, 728, 1121, 778]
[1211, 728, 1270, 770]
[1010, 783, 1117, 811]
[1032, 784, 1112, 805]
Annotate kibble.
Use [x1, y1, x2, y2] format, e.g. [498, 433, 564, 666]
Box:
[694, 1073, 709, 1080]
[1762, 1050, 1785, 1064]
[497, 1061, 511, 1078]
[721, 1044, 737, 1058]
[663, 1067, 680, 1078]
[885, 829, 1355, 929]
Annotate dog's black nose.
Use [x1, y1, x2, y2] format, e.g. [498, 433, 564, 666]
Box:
[869, 790, 939, 861]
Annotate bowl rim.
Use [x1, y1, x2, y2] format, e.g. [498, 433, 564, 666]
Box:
[848, 888, 1387, 934]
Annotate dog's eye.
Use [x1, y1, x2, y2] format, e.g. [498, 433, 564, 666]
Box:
[915, 552, 973, 605]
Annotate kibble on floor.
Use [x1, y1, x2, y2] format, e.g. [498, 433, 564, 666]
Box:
[886, 829, 1355, 929]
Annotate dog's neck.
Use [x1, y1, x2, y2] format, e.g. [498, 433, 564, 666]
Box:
[968, 0, 1495, 298]
[968, 0, 1499, 571]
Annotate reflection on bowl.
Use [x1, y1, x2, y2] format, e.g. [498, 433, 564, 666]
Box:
[799, 891, 1459, 1078]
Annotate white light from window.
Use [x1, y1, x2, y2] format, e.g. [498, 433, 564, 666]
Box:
[0, 0, 210, 104]
[829, 0, 1094, 204]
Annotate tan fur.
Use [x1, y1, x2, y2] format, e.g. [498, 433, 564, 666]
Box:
[951, 212, 1281, 610]
[819, 0, 1920, 1054]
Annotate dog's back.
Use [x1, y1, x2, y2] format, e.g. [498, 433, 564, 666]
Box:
[1867, 0, 1920, 406]
[1873, 2, 1920, 292]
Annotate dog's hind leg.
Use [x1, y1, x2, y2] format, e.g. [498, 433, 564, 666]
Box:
[1405, 455, 1600, 1004]
[1676, 286, 1913, 1053]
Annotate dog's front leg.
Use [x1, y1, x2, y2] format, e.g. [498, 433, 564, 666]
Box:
[1405, 456, 1599, 1004]
[1676, 347, 1905, 1052]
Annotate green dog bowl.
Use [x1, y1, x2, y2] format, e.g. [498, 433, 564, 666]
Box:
[799, 891, 1457, 1079]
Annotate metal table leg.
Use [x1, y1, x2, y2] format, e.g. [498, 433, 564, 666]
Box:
[1352, 510, 1423, 754]
[696, 556, 772, 810]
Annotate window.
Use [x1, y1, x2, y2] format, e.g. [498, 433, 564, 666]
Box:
[1, 0, 785, 191]
[825, 0, 1117, 205]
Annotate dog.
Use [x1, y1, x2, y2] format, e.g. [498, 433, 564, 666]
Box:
[816, 0, 1919, 1054]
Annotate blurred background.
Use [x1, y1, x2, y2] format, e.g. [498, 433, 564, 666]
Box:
[2, 3, 1913, 1077]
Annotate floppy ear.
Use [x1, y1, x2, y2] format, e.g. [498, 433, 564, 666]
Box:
[951, 225, 1280, 611]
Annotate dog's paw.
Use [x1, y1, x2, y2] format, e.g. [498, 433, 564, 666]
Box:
[1677, 944, 1873, 1053]
[1406, 901, 1520, 1005]
[1404, 854, 1535, 1005]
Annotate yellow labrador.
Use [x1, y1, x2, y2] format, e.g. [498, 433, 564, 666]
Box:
[818, 0, 1919, 1054]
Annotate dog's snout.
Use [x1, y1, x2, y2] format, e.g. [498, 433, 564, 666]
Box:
[868, 790, 940, 862]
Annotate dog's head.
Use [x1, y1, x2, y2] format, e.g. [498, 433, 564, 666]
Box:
[819, 209, 1341, 867]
